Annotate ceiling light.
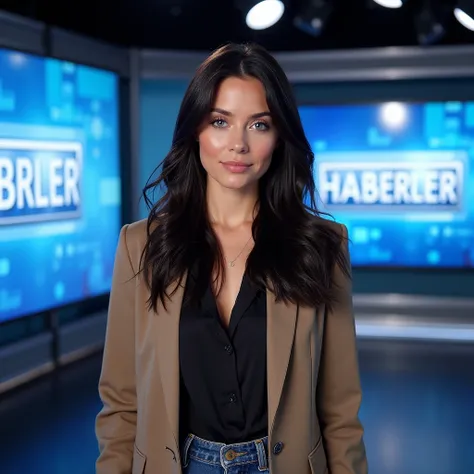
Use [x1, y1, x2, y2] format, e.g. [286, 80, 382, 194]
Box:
[414, 1, 446, 45]
[242, 0, 285, 30]
[454, 1, 474, 31]
[372, 0, 405, 8]
[293, 0, 333, 37]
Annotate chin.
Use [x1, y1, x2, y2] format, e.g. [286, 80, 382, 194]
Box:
[219, 175, 257, 191]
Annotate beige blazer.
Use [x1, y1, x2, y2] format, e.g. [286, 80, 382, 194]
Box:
[95, 218, 368, 474]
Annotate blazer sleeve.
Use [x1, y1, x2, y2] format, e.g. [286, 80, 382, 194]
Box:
[317, 224, 368, 474]
[95, 224, 137, 474]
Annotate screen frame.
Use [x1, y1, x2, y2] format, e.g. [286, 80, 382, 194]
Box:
[297, 97, 474, 273]
[0, 44, 129, 325]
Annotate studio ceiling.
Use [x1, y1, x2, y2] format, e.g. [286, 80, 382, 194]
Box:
[0, 0, 473, 52]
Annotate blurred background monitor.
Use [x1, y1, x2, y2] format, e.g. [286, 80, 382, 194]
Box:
[0, 47, 122, 323]
[299, 101, 474, 269]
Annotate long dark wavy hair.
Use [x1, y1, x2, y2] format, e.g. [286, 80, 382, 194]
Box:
[141, 42, 350, 313]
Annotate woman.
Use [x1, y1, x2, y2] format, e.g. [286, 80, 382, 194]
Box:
[96, 42, 367, 474]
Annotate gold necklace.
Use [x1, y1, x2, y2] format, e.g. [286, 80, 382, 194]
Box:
[227, 236, 253, 268]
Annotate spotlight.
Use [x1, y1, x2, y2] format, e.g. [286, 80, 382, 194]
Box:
[293, 0, 333, 37]
[454, 0, 474, 31]
[371, 0, 406, 8]
[237, 0, 285, 30]
[414, 1, 446, 45]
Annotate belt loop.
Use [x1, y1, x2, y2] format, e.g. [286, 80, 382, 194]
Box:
[181, 434, 195, 468]
[255, 438, 268, 471]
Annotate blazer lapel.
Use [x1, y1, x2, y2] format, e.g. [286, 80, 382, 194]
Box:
[154, 273, 187, 447]
[266, 289, 298, 437]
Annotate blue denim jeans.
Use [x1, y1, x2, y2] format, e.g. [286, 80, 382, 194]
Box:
[181, 433, 270, 474]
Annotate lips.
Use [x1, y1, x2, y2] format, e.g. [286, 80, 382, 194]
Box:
[221, 161, 252, 173]
[222, 161, 251, 166]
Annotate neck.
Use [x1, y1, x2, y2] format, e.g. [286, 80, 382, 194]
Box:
[206, 179, 258, 229]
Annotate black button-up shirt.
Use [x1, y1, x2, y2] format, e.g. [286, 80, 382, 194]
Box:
[179, 272, 268, 445]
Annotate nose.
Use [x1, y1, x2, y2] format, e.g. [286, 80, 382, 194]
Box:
[229, 129, 249, 154]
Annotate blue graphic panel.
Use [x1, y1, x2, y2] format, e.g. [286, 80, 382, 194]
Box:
[0, 49, 121, 322]
[299, 102, 474, 268]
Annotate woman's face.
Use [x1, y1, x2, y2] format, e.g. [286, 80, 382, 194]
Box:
[198, 76, 278, 192]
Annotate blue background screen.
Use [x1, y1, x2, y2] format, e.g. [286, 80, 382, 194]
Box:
[0, 48, 121, 322]
[299, 102, 474, 268]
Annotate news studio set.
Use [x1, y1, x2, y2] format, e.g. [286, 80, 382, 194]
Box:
[0, 1, 473, 474]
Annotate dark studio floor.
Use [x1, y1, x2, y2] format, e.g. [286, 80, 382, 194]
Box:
[0, 338, 473, 474]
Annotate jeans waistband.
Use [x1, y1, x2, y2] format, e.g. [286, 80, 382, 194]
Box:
[181, 434, 269, 470]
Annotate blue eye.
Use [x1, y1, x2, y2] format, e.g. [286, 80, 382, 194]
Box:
[211, 118, 227, 128]
[253, 121, 270, 131]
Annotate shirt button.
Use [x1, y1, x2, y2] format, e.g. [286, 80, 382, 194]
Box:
[273, 441, 284, 455]
[224, 344, 233, 354]
[229, 393, 237, 403]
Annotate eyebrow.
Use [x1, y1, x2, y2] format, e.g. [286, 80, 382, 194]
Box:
[211, 108, 271, 119]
